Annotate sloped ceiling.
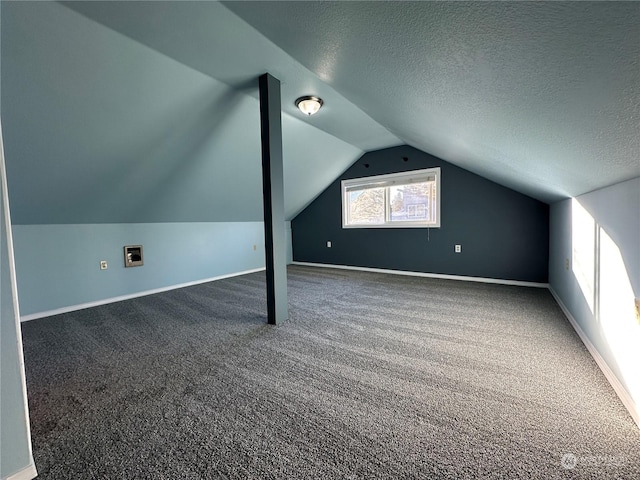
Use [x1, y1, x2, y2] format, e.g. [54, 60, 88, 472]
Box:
[1, 1, 391, 224]
[225, 1, 639, 203]
[61, 1, 640, 203]
[2, 1, 638, 227]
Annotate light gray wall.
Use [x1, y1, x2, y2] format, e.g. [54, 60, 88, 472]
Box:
[14, 222, 293, 318]
[549, 177, 640, 424]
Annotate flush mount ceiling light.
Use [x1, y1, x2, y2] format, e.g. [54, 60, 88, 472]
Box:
[295, 96, 323, 116]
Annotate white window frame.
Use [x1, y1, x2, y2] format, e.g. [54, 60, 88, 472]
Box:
[342, 167, 441, 229]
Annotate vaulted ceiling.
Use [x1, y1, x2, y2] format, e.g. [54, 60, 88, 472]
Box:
[2, 1, 638, 225]
[227, 1, 640, 203]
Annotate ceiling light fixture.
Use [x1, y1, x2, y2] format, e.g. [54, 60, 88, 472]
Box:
[295, 96, 323, 116]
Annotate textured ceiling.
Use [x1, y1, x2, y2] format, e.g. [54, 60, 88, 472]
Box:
[224, 1, 639, 202]
[4, 0, 639, 222]
[61, 1, 401, 152]
[1, 1, 363, 223]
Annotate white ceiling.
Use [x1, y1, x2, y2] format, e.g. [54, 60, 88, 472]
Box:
[2, 1, 365, 223]
[62, 0, 401, 152]
[224, 1, 640, 203]
[28, 1, 640, 205]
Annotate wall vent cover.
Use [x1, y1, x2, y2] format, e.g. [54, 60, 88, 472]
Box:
[124, 245, 143, 267]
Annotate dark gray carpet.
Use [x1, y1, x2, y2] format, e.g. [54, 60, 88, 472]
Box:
[21, 265, 640, 479]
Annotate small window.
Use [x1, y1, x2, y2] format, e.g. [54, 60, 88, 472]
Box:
[342, 167, 440, 228]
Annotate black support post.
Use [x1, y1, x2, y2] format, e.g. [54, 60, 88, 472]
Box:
[258, 73, 288, 325]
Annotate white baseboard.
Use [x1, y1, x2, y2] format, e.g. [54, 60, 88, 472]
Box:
[4, 462, 37, 480]
[291, 261, 549, 288]
[549, 287, 639, 429]
[20, 267, 265, 322]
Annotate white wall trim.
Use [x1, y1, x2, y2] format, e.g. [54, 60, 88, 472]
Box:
[20, 267, 265, 322]
[4, 462, 37, 480]
[549, 287, 640, 428]
[292, 261, 549, 288]
[1, 123, 37, 478]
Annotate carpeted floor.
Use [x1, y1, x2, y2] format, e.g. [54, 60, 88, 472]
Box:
[21, 265, 640, 479]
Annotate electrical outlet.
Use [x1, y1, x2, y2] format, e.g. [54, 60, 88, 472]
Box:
[565, 258, 570, 270]
[100, 260, 108, 270]
[454, 244, 461, 253]
[327, 241, 332, 248]
[253, 244, 257, 251]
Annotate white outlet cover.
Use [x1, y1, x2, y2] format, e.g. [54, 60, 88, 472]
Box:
[455, 245, 461, 253]
[100, 260, 108, 270]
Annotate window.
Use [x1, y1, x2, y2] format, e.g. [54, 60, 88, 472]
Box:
[342, 167, 440, 228]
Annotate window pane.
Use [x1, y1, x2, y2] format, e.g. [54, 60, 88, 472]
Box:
[389, 182, 434, 223]
[348, 187, 385, 225]
[342, 167, 440, 228]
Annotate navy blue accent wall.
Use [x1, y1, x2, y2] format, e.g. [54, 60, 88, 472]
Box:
[292, 145, 549, 283]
